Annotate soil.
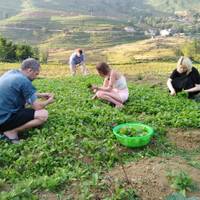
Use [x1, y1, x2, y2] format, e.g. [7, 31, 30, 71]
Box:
[167, 128, 200, 151]
[105, 156, 200, 200]
[38, 192, 58, 200]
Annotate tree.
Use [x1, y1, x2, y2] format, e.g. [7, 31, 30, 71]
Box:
[40, 49, 49, 64]
[0, 37, 17, 62]
[180, 39, 200, 61]
[32, 47, 40, 60]
[16, 44, 34, 61]
[0, 36, 38, 62]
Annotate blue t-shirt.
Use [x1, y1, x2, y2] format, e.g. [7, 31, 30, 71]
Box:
[0, 70, 37, 124]
[69, 52, 85, 65]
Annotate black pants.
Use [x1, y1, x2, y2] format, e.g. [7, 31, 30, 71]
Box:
[0, 108, 35, 132]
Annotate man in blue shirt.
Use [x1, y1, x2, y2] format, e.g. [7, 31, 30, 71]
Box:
[69, 48, 89, 76]
[0, 58, 54, 143]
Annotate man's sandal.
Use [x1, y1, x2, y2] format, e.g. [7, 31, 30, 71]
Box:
[0, 134, 20, 144]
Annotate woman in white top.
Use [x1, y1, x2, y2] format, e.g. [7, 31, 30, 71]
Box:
[92, 62, 129, 108]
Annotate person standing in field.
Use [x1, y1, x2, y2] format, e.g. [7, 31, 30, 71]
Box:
[167, 56, 200, 100]
[69, 48, 89, 76]
[0, 58, 54, 144]
[91, 62, 129, 108]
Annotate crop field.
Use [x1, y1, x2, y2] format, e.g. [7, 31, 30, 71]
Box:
[0, 58, 200, 200]
[46, 36, 186, 64]
[0, 11, 140, 48]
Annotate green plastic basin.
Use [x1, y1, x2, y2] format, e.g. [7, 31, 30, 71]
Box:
[113, 122, 154, 148]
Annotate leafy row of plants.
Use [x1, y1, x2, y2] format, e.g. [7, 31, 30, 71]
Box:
[0, 75, 199, 199]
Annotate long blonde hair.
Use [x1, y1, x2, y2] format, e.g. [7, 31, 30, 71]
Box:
[177, 56, 193, 75]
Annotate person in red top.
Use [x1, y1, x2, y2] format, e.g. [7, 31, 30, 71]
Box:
[167, 56, 200, 99]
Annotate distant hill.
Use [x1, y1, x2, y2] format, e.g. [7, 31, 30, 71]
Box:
[28, 0, 200, 16]
[31, 0, 150, 18]
[0, 0, 199, 49]
[147, 0, 200, 13]
[23, 0, 200, 17]
[0, 0, 192, 21]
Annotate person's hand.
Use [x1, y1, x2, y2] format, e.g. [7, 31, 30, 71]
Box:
[91, 85, 99, 93]
[39, 93, 53, 99]
[91, 85, 98, 90]
[44, 93, 54, 99]
[46, 94, 55, 104]
[170, 90, 176, 96]
[93, 88, 98, 93]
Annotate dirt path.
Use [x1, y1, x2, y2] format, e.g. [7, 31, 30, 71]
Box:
[105, 157, 200, 200]
[167, 128, 200, 151]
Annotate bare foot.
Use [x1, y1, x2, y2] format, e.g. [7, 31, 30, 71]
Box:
[1, 134, 20, 144]
[4, 131, 20, 144]
[4, 131, 18, 139]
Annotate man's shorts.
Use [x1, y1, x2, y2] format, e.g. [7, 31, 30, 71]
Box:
[0, 108, 35, 132]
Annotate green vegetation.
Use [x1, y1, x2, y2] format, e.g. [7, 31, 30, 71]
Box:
[119, 127, 148, 137]
[40, 30, 143, 50]
[0, 12, 141, 48]
[0, 0, 200, 50]
[0, 75, 199, 199]
[0, 1, 200, 198]
[166, 171, 196, 197]
[178, 39, 200, 61]
[166, 192, 199, 200]
[0, 36, 39, 62]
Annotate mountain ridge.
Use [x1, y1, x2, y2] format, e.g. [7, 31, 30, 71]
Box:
[1, 0, 200, 21]
[0, 0, 199, 48]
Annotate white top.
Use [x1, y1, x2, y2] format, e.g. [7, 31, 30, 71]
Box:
[113, 75, 127, 90]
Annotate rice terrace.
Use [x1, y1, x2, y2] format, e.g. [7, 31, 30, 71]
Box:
[0, 1, 200, 200]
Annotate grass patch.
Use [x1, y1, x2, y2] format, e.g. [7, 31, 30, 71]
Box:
[0, 75, 199, 199]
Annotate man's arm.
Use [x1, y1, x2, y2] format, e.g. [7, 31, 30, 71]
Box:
[32, 94, 54, 110]
[92, 71, 116, 92]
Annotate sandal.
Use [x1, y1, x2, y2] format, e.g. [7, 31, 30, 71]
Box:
[0, 134, 20, 144]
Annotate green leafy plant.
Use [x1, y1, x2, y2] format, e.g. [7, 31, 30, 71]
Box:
[165, 192, 199, 200]
[0, 76, 199, 198]
[119, 126, 148, 137]
[166, 171, 195, 197]
[112, 188, 139, 200]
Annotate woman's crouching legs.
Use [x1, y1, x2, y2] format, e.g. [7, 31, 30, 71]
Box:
[96, 90, 123, 107]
